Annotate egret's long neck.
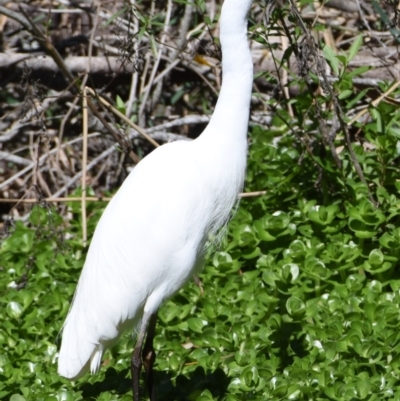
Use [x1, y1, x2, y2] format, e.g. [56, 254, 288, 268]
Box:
[202, 0, 253, 142]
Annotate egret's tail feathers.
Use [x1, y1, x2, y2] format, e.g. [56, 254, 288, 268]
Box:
[90, 346, 103, 374]
[57, 306, 105, 380]
[58, 336, 104, 380]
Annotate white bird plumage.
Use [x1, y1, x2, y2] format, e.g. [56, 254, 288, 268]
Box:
[58, 0, 254, 396]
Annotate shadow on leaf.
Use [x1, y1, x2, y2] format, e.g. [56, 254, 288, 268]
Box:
[79, 365, 229, 400]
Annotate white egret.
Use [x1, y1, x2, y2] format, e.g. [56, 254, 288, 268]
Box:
[58, 0, 254, 399]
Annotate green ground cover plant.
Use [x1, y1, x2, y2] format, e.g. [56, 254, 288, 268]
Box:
[1, 0, 400, 400]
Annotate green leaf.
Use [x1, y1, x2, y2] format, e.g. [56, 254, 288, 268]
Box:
[356, 377, 371, 399]
[115, 95, 126, 114]
[286, 297, 305, 318]
[338, 89, 352, 100]
[323, 45, 339, 75]
[187, 317, 207, 333]
[6, 302, 23, 319]
[348, 35, 363, 62]
[368, 249, 384, 266]
[10, 395, 26, 401]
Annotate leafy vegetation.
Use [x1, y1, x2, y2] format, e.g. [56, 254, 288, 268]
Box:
[2, 0, 400, 401]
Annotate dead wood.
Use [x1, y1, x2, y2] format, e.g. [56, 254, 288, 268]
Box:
[0, 0, 399, 221]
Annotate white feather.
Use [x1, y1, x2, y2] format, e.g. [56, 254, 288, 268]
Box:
[58, 0, 254, 380]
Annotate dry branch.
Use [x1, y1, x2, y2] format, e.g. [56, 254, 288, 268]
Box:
[0, 0, 399, 217]
[0, 54, 136, 74]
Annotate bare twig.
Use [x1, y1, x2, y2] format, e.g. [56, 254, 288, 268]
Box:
[0, 151, 31, 166]
[126, 0, 141, 118]
[289, 0, 376, 205]
[0, 197, 112, 203]
[0, 133, 102, 191]
[51, 144, 117, 198]
[0, 190, 266, 204]
[86, 87, 160, 148]
[347, 80, 400, 125]
[138, 0, 173, 126]
[82, 87, 88, 246]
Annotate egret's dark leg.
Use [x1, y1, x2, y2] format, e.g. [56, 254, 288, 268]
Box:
[132, 312, 152, 401]
[142, 312, 158, 401]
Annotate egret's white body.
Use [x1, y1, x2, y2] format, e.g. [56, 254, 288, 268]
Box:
[58, 0, 254, 383]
